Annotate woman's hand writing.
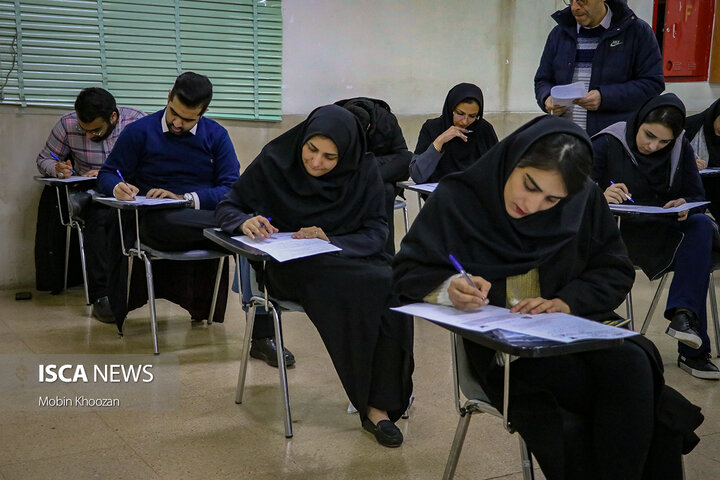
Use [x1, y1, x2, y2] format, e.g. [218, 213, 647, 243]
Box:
[241, 216, 278, 239]
[603, 182, 631, 204]
[448, 275, 491, 310]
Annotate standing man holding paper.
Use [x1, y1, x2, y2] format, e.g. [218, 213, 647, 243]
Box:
[534, 0, 664, 135]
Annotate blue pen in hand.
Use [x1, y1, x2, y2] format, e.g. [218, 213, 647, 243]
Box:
[449, 254, 486, 302]
[49, 152, 76, 176]
[116, 169, 135, 200]
[609, 180, 634, 203]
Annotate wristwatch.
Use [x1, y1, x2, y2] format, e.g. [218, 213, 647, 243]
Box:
[183, 193, 195, 208]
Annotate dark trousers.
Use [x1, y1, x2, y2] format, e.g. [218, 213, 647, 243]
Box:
[664, 214, 714, 357]
[492, 341, 655, 480]
[382, 182, 398, 255]
[106, 208, 268, 334]
[74, 201, 113, 302]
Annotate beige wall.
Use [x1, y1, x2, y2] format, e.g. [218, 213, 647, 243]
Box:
[1, 0, 719, 288]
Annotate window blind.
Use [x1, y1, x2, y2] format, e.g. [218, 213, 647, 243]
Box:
[0, 0, 282, 120]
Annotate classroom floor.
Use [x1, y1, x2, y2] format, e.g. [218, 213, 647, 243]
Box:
[2, 222, 720, 479]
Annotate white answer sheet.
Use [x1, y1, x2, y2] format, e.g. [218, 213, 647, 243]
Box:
[392, 303, 638, 343]
[609, 201, 709, 214]
[97, 195, 188, 206]
[231, 231, 341, 262]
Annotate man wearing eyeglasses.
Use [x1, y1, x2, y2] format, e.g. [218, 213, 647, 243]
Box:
[534, 0, 663, 136]
[35, 88, 145, 321]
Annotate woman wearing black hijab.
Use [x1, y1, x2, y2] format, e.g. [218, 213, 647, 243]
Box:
[592, 93, 719, 380]
[686, 97, 720, 220]
[409, 83, 498, 183]
[394, 115, 703, 479]
[216, 105, 413, 447]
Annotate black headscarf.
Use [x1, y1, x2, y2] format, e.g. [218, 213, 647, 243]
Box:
[418, 83, 498, 182]
[230, 104, 382, 234]
[394, 115, 592, 300]
[686, 97, 720, 167]
[625, 93, 686, 194]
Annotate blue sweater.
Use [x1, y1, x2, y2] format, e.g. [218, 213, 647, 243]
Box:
[97, 110, 239, 209]
[534, 0, 664, 136]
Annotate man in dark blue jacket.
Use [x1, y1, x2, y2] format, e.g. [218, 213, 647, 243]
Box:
[534, 0, 664, 136]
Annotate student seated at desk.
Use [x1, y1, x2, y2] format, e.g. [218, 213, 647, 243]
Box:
[394, 116, 703, 479]
[216, 105, 414, 447]
[35, 87, 145, 321]
[95, 73, 270, 351]
[592, 93, 719, 379]
[409, 83, 498, 184]
[686, 97, 720, 220]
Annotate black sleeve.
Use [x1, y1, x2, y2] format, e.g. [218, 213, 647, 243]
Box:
[678, 138, 705, 204]
[374, 123, 413, 184]
[215, 180, 254, 235]
[590, 135, 611, 188]
[553, 186, 635, 318]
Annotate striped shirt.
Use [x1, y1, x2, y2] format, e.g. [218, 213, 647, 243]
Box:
[566, 7, 612, 131]
[36, 106, 146, 177]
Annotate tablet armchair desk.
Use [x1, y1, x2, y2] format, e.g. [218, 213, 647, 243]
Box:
[34, 175, 96, 305]
[414, 315, 626, 480]
[94, 196, 228, 355]
[203, 227, 301, 438]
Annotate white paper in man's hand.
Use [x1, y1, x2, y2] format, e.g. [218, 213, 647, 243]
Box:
[550, 82, 588, 107]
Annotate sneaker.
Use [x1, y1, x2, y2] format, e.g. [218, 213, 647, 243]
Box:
[250, 337, 296, 368]
[678, 354, 720, 380]
[666, 310, 702, 349]
[91, 296, 115, 324]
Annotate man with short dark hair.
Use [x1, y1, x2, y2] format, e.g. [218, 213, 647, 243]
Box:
[534, 0, 664, 136]
[35, 87, 145, 321]
[96, 72, 293, 365]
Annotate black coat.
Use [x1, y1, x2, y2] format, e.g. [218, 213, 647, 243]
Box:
[334, 97, 412, 184]
[592, 130, 705, 279]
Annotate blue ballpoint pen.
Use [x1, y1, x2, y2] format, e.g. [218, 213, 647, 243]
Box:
[449, 254, 486, 302]
[116, 169, 136, 200]
[609, 180, 634, 203]
[49, 152, 76, 176]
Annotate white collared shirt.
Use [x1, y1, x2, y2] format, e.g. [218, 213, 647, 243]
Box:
[161, 108, 198, 135]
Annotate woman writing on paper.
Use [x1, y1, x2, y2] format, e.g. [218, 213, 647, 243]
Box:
[216, 105, 413, 447]
[592, 93, 718, 379]
[409, 83, 498, 184]
[393, 116, 703, 479]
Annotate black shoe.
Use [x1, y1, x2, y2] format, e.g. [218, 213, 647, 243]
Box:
[250, 337, 296, 368]
[91, 296, 115, 324]
[666, 310, 702, 349]
[362, 417, 403, 448]
[678, 354, 720, 380]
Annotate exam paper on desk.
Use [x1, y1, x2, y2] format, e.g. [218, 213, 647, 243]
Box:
[231, 231, 342, 262]
[392, 303, 637, 343]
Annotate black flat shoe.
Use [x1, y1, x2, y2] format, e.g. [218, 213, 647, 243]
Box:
[362, 417, 403, 447]
[250, 337, 296, 368]
[91, 296, 115, 324]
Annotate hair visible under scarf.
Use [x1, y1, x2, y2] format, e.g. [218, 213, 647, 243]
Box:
[394, 115, 593, 300]
[625, 93, 686, 194]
